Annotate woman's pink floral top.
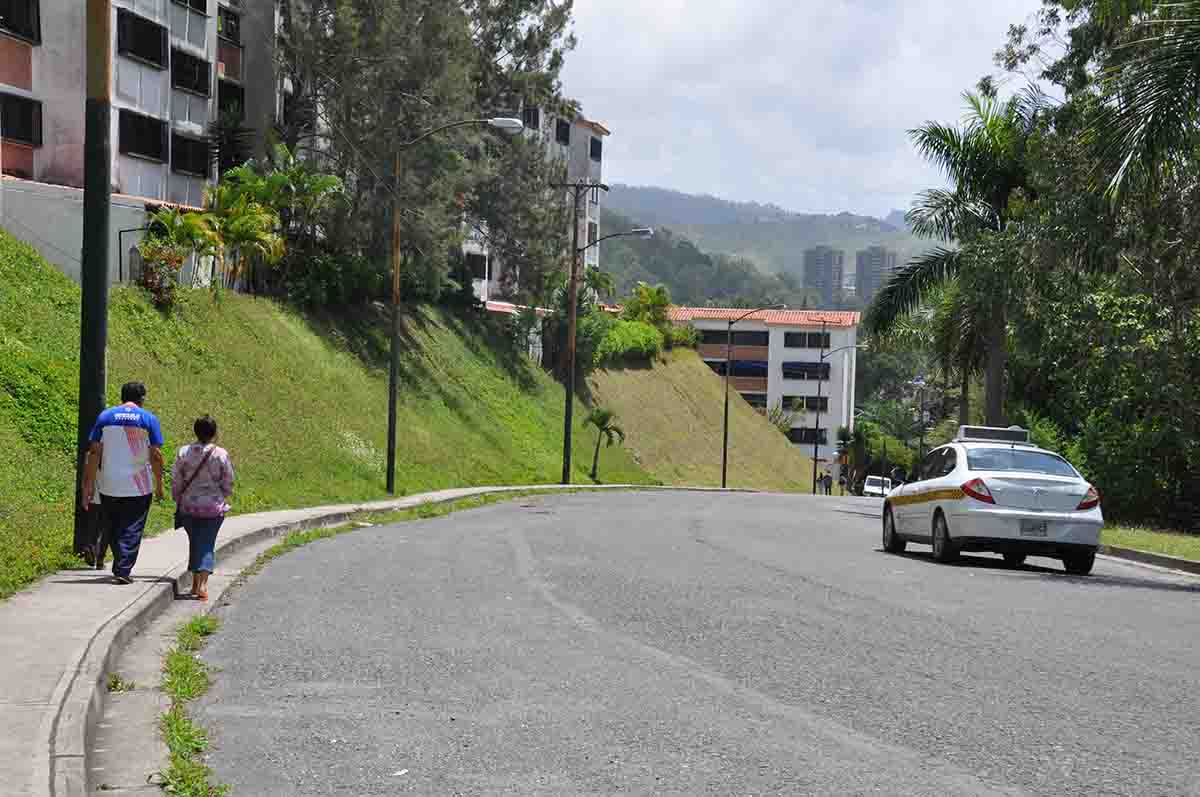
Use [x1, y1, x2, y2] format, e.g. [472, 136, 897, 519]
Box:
[171, 444, 234, 518]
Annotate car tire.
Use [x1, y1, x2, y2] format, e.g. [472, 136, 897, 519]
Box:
[882, 506, 905, 553]
[1003, 553, 1026, 568]
[932, 512, 958, 563]
[1063, 551, 1095, 576]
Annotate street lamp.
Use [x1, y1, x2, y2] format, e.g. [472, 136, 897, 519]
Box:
[810, 321, 865, 494]
[386, 117, 523, 494]
[721, 303, 786, 489]
[551, 185, 655, 484]
[910, 376, 928, 464]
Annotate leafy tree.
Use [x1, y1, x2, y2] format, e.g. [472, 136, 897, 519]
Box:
[585, 407, 625, 481]
[621, 282, 672, 330]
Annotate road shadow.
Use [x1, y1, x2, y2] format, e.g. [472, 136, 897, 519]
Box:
[876, 549, 1200, 594]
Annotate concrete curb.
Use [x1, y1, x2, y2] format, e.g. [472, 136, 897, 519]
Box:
[39, 483, 747, 797]
[1099, 544, 1200, 576]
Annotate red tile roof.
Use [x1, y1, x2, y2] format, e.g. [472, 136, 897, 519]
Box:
[668, 307, 861, 327]
[485, 300, 550, 318]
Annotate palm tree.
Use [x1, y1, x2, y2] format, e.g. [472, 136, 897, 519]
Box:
[865, 90, 1045, 425]
[1091, 1, 1200, 196]
[585, 408, 626, 481]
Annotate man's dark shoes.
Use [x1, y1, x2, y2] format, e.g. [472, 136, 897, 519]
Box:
[113, 575, 134, 585]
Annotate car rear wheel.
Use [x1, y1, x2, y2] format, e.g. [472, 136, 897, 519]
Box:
[1063, 551, 1095, 576]
[932, 512, 958, 563]
[882, 506, 905, 553]
[1003, 553, 1026, 567]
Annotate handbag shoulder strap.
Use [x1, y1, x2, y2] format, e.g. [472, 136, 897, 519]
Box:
[177, 445, 215, 499]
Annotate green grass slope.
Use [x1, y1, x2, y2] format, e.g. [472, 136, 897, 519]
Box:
[587, 350, 814, 492]
[0, 230, 653, 598]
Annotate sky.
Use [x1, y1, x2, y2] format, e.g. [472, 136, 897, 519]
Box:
[560, 0, 1046, 220]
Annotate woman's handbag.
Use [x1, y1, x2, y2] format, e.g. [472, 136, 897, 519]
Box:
[174, 445, 214, 529]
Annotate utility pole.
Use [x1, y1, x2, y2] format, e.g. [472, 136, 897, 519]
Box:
[386, 152, 402, 495]
[552, 180, 609, 485]
[74, 0, 112, 555]
[560, 182, 584, 484]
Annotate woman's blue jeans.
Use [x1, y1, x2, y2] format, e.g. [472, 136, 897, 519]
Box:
[182, 515, 224, 573]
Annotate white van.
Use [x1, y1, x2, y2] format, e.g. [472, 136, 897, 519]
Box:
[862, 476, 893, 497]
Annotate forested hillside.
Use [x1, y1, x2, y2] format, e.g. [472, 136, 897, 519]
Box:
[598, 208, 819, 308]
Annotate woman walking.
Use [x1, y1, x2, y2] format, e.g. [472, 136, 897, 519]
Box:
[172, 415, 234, 601]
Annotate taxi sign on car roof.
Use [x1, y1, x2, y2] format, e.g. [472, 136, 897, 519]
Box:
[955, 425, 1031, 444]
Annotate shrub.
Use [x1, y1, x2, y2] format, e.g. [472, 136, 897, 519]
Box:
[665, 323, 699, 349]
[137, 237, 186, 309]
[593, 320, 663, 366]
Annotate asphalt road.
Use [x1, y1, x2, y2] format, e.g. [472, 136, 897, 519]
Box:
[196, 491, 1200, 796]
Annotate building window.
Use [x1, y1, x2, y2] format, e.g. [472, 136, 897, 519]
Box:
[783, 396, 828, 412]
[174, 0, 207, 11]
[218, 79, 245, 119]
[787, 428, 828, 445]
[0, 0, 40, 44]
[117, 9, 167, 68]
[171, 48, 210, 96]
[705, 360, 726, 376]
[590, 136, 602, 162]
[781, 361, 830, 380]
[732, 331, 769, 347]
[171, 133, 209, 177]
[522, 106, 540, 132]
[0, 93, 41, 146]
[784, 331, 831, 348]
[119, 109, 167, 161]
[699, 330, 728, 346]
[730, 360, 769, 378]
[742, 393, 768, 409]
[587, 221, 598, 247]
[555, 118, 570, 146]
[217, 5, 240, 43]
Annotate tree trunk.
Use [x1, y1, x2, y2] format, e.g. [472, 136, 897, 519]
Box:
[984, 299, 1007, 426]
[959, 368, 970, 427]
[591, 433, 602, 481]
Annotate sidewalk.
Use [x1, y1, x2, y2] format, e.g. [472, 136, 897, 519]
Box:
[0, 484, 604, 797]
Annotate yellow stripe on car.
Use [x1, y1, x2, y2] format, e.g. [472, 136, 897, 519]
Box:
[888, 488, 965, 507]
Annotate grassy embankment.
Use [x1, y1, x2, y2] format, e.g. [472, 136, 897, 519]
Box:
[1101, 526, 1200, 563]
[588, 349, 815, 492]
[0, 230, 655, 598]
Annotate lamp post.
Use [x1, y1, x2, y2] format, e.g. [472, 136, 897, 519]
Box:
[911, 376, 928, 464]
[721, 303, 786, 489]
[810, 324, 865, 494]
[549, 182, 653, 485]
[386, 117, 524, 494]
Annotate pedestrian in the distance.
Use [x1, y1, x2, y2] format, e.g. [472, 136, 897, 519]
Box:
[172, 415, 234, 601]
[81, 381, 165, 585]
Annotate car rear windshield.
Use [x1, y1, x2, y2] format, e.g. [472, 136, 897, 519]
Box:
[966, 448, 1078, 477]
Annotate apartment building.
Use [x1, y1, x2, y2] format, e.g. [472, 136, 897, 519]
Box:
[522, 104, 608, 268]
[471, 102, 610, 304]
[855, 245, 898, 305]
[671, 306, 860, 464]
[0, 0, 282, 282]
[803, 245, 844, 308]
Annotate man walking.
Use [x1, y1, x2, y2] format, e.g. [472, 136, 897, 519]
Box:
[81, 382, 165, 584]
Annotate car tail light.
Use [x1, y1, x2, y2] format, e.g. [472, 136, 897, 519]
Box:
[1077, 485, 1100, 511]
[961, 478, 995, 504]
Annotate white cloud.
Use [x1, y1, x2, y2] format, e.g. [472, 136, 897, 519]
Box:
[561, 0, 1044, 218]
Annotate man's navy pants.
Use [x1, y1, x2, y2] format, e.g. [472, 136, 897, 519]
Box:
[99, 494, 153, 578]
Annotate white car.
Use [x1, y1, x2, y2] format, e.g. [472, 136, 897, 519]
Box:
[862, 476, 893, 498]
[881, 426, 1103, 575]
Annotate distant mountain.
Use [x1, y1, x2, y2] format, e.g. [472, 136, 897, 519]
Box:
[885, 209, 910, 231]
[605, 185, 931, 280]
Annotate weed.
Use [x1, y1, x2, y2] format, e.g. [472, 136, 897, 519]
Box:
[106, 673, 136, 693]
[157, 616, 227, 796]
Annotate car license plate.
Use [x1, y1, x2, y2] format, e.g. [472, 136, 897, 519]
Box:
[1020, 519, 1048, 537]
